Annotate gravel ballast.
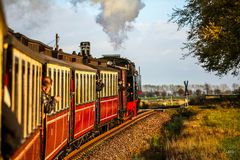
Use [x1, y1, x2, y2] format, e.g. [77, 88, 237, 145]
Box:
[81, 111, 170, 160]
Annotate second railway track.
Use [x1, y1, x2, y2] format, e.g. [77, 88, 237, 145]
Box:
[64, 110, 156, 160]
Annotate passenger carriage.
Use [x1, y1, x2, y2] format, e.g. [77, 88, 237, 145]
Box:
[52, 50, 98, 147]
[41, 55, 71, 160]
[4, 34, 43, 160]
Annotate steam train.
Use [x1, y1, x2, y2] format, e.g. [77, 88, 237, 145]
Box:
[0, 1, 141, 160]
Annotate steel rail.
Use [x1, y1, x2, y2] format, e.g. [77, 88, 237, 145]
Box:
[64, 110, 155, 160]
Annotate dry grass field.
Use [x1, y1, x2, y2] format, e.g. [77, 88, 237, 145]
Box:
[134, 106, 240, 160]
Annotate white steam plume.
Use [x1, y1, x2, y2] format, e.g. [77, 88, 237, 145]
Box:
[3, 0, 145, 50]
[71, 0, 145, 50]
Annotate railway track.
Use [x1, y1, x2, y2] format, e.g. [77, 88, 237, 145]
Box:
[64, 110, 156, 160]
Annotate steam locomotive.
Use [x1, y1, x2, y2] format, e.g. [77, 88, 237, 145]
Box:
[0, 1, 141, 159]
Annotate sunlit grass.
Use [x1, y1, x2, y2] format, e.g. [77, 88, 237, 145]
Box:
[135, 106, 240, 160]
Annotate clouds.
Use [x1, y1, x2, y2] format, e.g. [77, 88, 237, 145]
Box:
[3, 0, 145, 50]
[3, 0, 53, 31]
[2, 0, 239, 86]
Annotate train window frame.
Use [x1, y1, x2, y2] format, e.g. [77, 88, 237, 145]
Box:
[106, 73, 108, 97]
[110, 74, 112, 96]
[22, 60, 27, 138]
[90, 74, 93, 102]
[53, 68, 57, 112]
[113, 74, 116, 95]
[36, 66, 41, 126]
[27, 62, 32, 135]
[75, 73, 78, 105]
[57, 69, 60, 111]
[11, 50, 43, 141]
[86, 74, 89, 102]
[84, 74, 87, 103]
[61, 70, 66, 110]
[31, 64, 35, 130]
[80, 74, 83, 103]
[46, 65, 71, 113]
[82, 74, 84, 103]
[93, 75, 96, 101]
[56, 69, 59, 111]
[79, 73, 82, 104]
[65, 71, 68, 109]
[103, 73, 105, 97]
[100, 73, 103, 98]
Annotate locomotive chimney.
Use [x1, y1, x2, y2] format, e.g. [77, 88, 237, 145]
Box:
[80, 42, 91, 57]
[80, 42, 91, 64]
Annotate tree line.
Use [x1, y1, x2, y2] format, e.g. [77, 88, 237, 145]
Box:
[141, 83, 240, 98]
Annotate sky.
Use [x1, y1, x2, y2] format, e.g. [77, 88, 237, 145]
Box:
[2, 0, 240, 87]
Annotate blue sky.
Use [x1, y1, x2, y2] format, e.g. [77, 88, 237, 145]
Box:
[3, 0, 240, 87]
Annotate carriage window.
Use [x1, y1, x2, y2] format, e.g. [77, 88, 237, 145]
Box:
[86, 74, 89, 102]
[22, 60, 26, 137]
[36, 66, 39, 125]
[67, 71, 70, 107]
[83, 74, 86, 103]
[94, 74, 96, 100]
[100, 73, 103, 97]
[65, 71, 69, 107]
[48, 68, 52, 78]
[53, 68, 56, 97]
[76, 73, 79, 104]
[113, 74, 115, 95]
[116, 74, 117, 95]
[90, 74, 92, 101]
[105, 74, 108, 97]
[58, 69, 60, 111]
[27, 62, 31, 135]
[61, 70, 64, 109]
[116, 75, 118, 95]
[79, 73, 82, 104]
[14, 57, 19, 115]
[112, 74, 114, 96]
[107, 74, 109, 97]
[102, 73, 104, 97]
[32, 65, 35, 130]
[110, 74, 112, 96]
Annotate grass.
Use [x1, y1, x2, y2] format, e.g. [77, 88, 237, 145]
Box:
[139, 98, 187, 108]
[134, 106, 240, 160]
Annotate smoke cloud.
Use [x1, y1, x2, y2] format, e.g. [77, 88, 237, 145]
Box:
[3, 0, 145, 50]
[71, 0, 145, 50]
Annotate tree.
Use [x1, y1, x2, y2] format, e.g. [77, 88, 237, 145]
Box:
[170, 0, 240, 76]
[195, 89, 202, 96]
[214, 89, 221, 95]
[161, 90, 167, 98]
[204, 83, 211, 95]
[177, 88, 185, 97]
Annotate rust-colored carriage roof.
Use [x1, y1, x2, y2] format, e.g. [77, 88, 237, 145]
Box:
[6, 35, 96, 72]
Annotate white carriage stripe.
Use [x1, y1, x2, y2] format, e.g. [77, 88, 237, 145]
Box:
[75, 105, 95, 113]
[100, 114, 117, 122]
[101, 98, 118, 103]
[74, 125, 94, 138]
[14, 132, 40, 160]
[47, 113, 68, 125]
[45, 139, 68, 160]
